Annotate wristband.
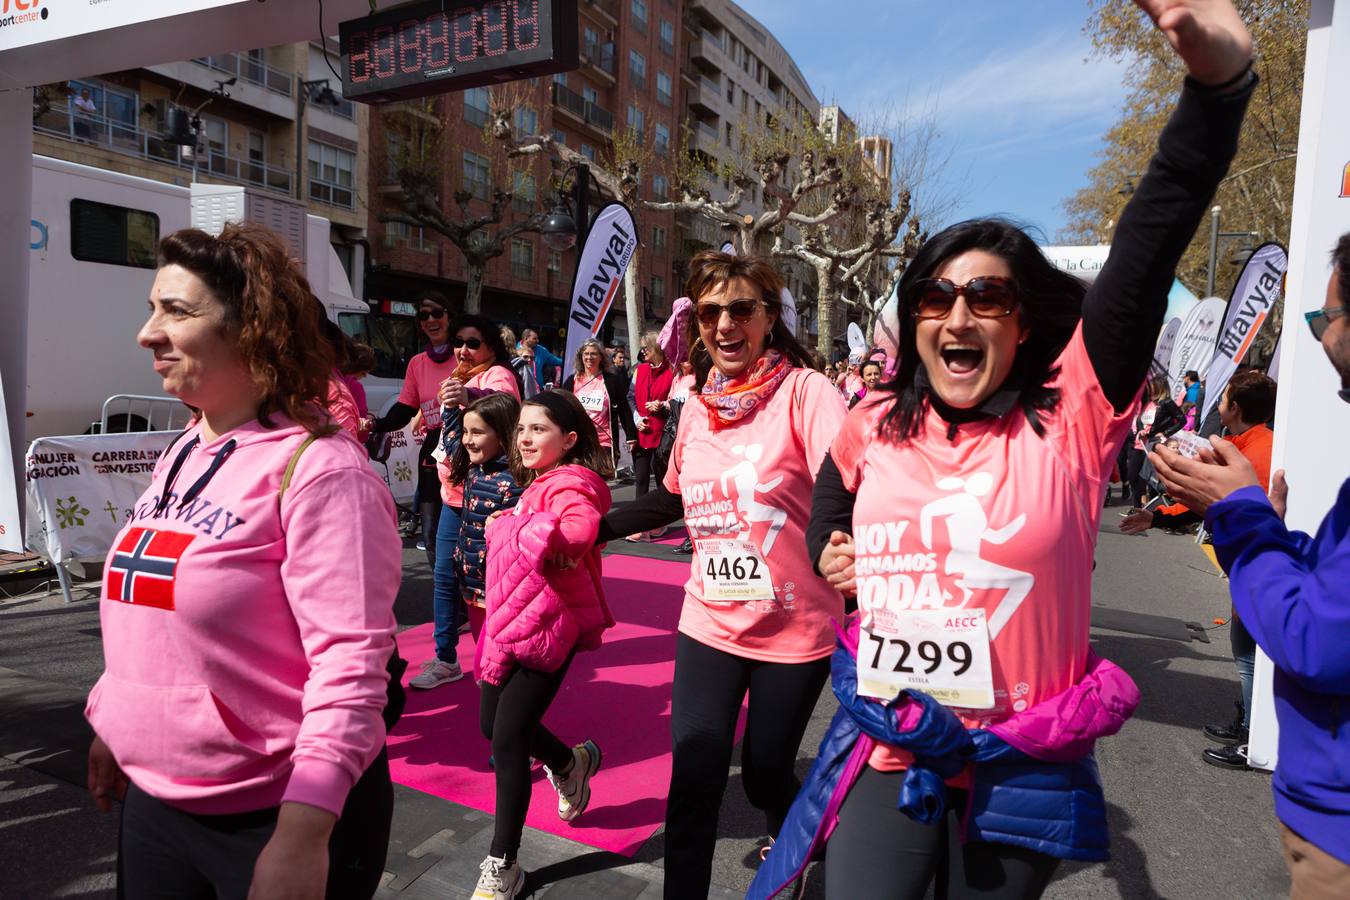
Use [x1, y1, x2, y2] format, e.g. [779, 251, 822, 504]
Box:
[1196, 59, 1255, 95]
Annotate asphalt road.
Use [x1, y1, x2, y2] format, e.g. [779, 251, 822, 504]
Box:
[0, 488, 1289, 899]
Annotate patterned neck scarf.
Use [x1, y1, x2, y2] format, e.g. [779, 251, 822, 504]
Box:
[452, 359, 493, 383]
[699, 349, 791, 431]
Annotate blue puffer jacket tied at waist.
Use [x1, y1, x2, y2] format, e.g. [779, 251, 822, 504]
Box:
[748, 620, 1140, 899]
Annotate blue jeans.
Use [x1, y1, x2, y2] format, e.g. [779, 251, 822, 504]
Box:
[433, 503, 463, 665]
[1232, 615, 1256, 729]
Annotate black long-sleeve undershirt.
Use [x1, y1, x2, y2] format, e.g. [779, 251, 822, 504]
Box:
[372, 401, 417, 433]
[803, 75, 1255, 572]
[596, 484, 684, 543]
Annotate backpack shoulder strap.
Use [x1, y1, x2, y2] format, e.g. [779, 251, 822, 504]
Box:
[277, 434, 321, 512]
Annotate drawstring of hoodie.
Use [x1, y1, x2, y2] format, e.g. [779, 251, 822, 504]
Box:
[153, 436, 238, 515]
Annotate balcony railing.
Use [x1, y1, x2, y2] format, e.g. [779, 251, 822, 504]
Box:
[700, 30, 724, 52]
[192, 52, 293, 97]
[583, 41, 616, 77]
[550, 82, 613, 134]
[34, 106, 294, 195]
[309, 173, 354, 209]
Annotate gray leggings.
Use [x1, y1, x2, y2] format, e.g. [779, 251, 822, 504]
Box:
[824, 766, 1060, 899]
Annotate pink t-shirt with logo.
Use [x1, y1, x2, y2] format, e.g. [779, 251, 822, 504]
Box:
[831, 325, 1135, 770]
[573, 374, 613, 448]
[664, 368, 848, 663]
[397, 352, 458, 431]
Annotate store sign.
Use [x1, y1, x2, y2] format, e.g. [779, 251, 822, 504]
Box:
[340, 0, 578, 103]
[0, 0, 244, 52]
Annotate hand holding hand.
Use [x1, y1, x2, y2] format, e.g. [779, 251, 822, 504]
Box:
[87, 736, 127, 813]
[645, 400, 663, 413]
[1120, 508, 1154, 535]
[818, 530, 856, 597]
[438, 378, 467, 409]
[1132, 0, 1253, 86]
[1149, 436, 1260, 515]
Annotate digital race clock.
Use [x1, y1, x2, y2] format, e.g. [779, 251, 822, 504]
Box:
[339, 0, 578, 103]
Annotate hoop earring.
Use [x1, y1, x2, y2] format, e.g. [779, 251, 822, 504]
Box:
[765, 331, 775, 347]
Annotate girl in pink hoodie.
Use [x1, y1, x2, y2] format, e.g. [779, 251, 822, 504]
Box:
[473, 390, 614, 900]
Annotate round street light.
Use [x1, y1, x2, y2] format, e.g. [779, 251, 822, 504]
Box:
[541, 201, 577, 251]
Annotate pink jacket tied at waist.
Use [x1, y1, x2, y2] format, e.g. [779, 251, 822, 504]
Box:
[477, 509, 615, 685]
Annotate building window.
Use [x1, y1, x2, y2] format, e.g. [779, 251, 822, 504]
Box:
[654, 123, 670, 157]
[726, 79, 734, 103]
[464, 86, 490, 127]
[656, 71, 672, 106]
[629, 49, 646, 89]
[511, 237, 535, 280]
[384, 219, 428, 251]
[652, 225, 667, 254]
[583, 25, 599, 60]
[550, 129, 567, 145]
[651, 274, 666, 306]
[548, 250, 562, 274]
[581, 143, 597, 161]
[631, 0, 648, 32]
[583, 84, 599, 105]
[658, 19, 675, 55]
[725, 122, 733, 147]
[307, 140, 354, 209]
[627, 105, 645, 144]
[652, 174, 668, 200]
[512, 172, 536, 214]
[462, 150, 491, 200]
[553, 71, 568, 88]
[513, 107, 538, 139]
[70, 199, 159, 268]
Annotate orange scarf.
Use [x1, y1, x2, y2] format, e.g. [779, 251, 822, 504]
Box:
[452, 359, 492, 383]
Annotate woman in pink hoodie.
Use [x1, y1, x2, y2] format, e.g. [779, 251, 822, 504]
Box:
[472, 390, 614, 900]
[85, 223, 402, 900]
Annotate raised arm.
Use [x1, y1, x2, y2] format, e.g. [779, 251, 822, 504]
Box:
[1083, 0, 1254, 411]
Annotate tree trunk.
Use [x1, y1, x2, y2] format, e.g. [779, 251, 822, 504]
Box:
[624, 249, 643, 361]
[463, 262, 484, 315]
[816, 269, 835, 360]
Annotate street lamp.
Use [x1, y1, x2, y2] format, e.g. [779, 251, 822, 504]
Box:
[1205, 206, 1259, 297]
[538, 162, 603, 254]
[541, 201, 577, 251]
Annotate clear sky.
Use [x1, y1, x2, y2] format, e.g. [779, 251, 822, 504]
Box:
[734, 0, 1132, 242]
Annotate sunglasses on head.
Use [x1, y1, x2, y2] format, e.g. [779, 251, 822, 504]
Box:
[695, 298, 761, 326]
[910, 276, 1019, 320]
[1306, 306, 1347, 341]
[416, 308, 447, 321]
[451, 336, 484, 350]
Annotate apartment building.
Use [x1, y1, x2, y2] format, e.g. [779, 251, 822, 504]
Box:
[32, 41, 368, 275]
[367, 0, 685, 347]
[679, 0, 820, 333]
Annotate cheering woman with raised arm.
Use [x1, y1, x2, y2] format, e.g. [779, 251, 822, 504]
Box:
[753, 2, 1256, 898]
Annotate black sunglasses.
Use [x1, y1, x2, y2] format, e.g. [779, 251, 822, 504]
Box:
[911, 276, 1019, 320]
[451, 336, 484, 350]
[416, 308, 447, 321]
[695, 298, 761, 326]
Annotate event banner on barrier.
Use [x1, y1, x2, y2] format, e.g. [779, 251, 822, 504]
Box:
[25, 431, 181, 566]
[369, 425, 420, 508]
[563, 203, 638, 370]
[1167, 296, 1226, 399]
[1201, 242, 1288, 422]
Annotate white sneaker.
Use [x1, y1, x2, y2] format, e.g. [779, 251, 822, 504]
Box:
[472, 855, 524, 899]
[545, 739, 601, 822]
[408, 658, 462, 689]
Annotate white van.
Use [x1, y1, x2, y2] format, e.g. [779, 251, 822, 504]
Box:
[26, 156, 399, 441]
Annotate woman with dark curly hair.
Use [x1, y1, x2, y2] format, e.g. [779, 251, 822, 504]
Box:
[85, 223, 402, 900]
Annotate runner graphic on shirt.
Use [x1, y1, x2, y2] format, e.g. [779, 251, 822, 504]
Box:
[721, 444, 788, 554]
[918, 473, 1034, 639]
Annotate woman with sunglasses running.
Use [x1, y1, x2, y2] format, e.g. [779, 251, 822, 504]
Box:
[750, 4, 1254, 898]
[597, 251, 847, 898]
[372, 293, 456, 572]
[411, 314, 522, 690]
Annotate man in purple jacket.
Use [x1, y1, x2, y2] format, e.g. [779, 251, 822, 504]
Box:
[1152, 232, 1350, 898]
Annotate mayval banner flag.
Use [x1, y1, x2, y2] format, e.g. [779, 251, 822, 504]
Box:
[1152, 317, 1183, 378]
[1167, 296, 1226, 400]
[563, 202, 638, 372]
[1200, 242, 1288, 421]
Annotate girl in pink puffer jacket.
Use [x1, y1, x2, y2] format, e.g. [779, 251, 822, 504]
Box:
[472, 390, 614, 900]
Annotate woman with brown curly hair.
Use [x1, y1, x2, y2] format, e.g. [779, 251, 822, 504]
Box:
[84, 223, 402, 900]
[595, 251, 848, 898]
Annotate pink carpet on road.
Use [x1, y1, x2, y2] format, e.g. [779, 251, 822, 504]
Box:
[386, 553, 703, 857]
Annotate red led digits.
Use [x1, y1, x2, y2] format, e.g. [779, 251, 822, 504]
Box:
[424, 13, 450, 68]
[452, 6, 480, 63]
[348, 30, 371, 82]
[482, 1, 508, 57]
[372, 25, 397, 78]
[512, 0, 539, 51]
[397, 19, 423, 73]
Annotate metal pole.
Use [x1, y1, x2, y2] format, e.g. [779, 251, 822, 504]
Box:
[574, 161, 591, 250]
[1206, 205, 1221, 297]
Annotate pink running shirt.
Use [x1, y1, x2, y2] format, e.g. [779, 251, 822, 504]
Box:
[831, 325, 1137, 770]
[397, 352, 458, 431]
[664, 368, 847, 663]
[573, 373, 613, 448]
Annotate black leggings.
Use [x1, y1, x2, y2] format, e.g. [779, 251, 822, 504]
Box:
[1125, 446, 1149, 506]
[118, 748, 392, 900]
[479, 654, 576, 862]
[825, 766, 1060, 899]
[632, 446, 667, 499]
[663, 634, 830, 900]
